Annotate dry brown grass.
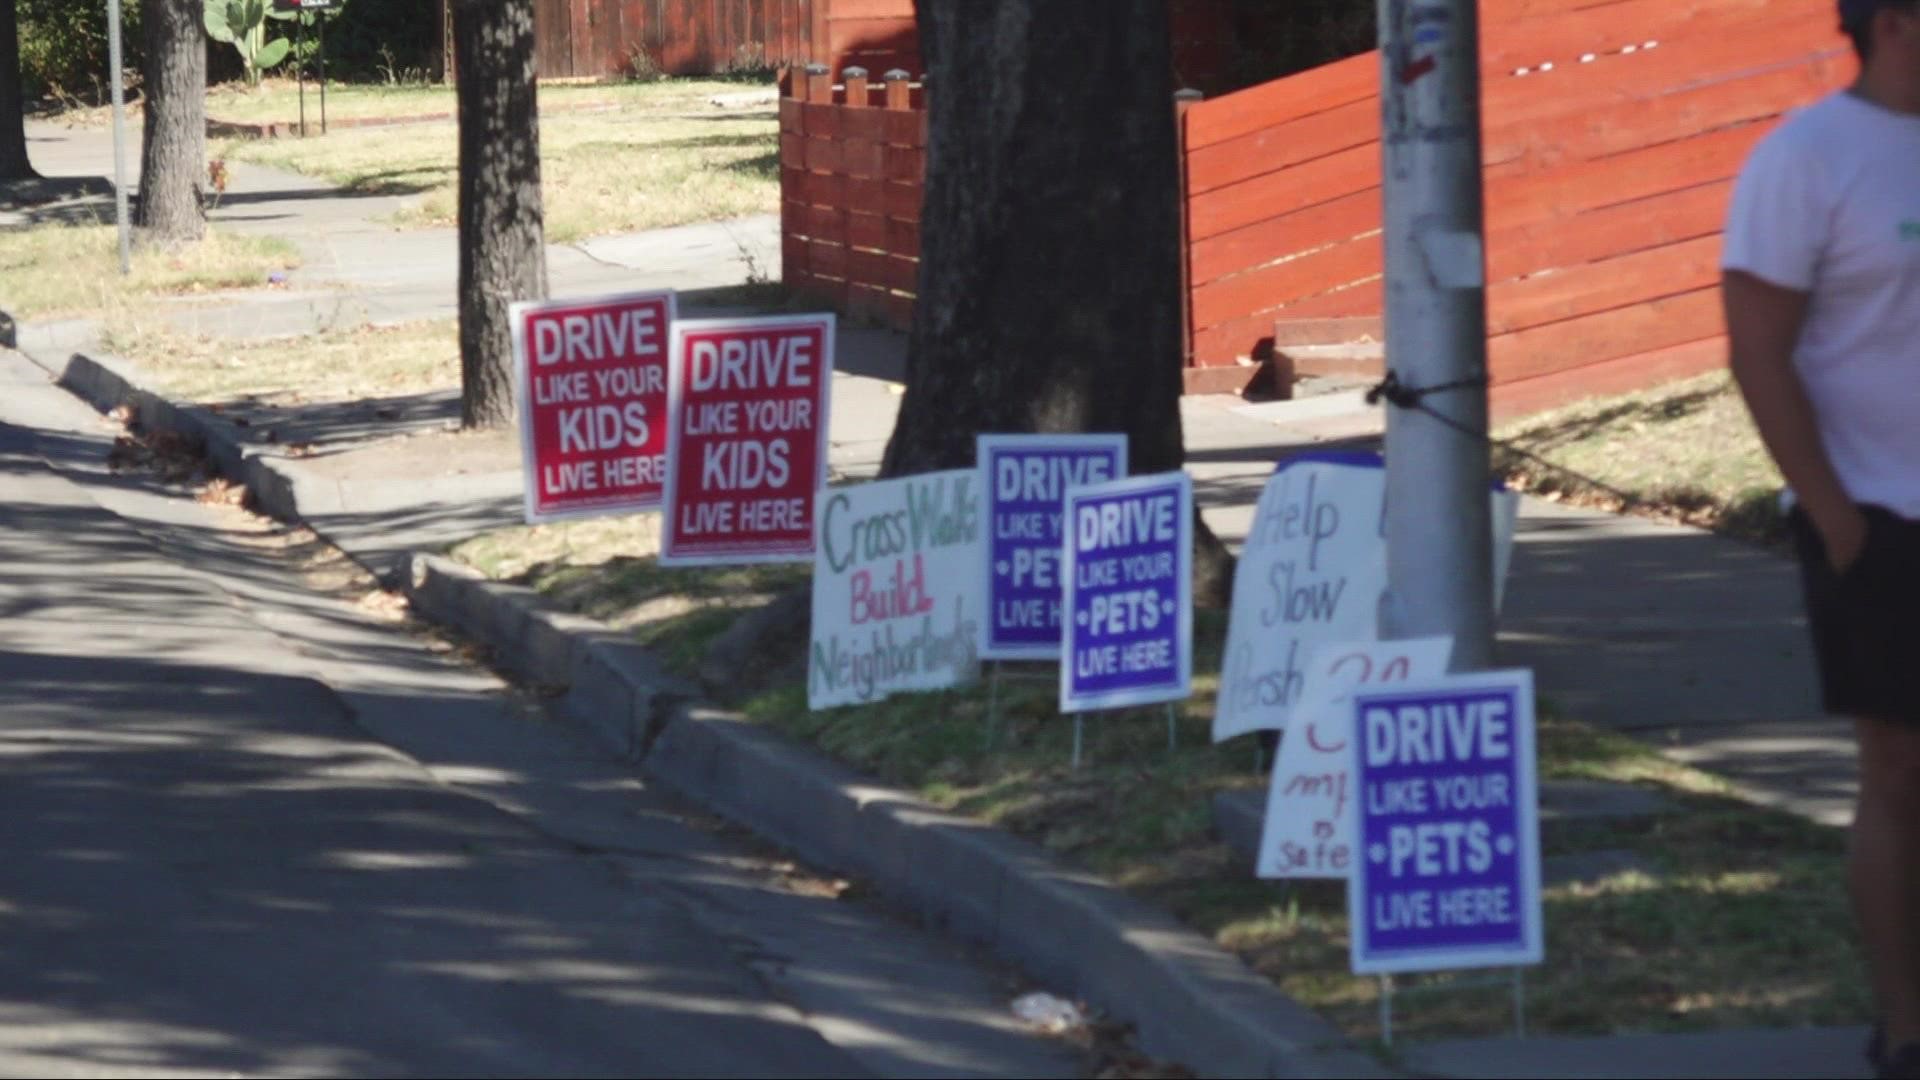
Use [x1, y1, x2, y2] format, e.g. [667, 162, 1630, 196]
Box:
[216, 79, 778, 244]
[0, 224, 298, 320]
[102, 318, 458, 405]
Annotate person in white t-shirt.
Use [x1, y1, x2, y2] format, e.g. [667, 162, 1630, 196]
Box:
[1723, 1, 1920, 1074]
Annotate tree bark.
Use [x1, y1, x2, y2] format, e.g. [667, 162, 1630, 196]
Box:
[135, 0, 205, 246]
[883, 0, 1233, 603]
[453, 0, 547, 430]
[0, 0, 35, 179]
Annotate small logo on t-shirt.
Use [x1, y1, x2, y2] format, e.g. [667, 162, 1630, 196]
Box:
[1903, 220, 1920, 241]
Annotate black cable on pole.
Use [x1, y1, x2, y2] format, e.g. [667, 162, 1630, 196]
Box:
[1365, 370, 1650, 512]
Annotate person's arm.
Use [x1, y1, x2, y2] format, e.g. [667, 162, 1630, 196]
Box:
[1723, 270, 1865, 569]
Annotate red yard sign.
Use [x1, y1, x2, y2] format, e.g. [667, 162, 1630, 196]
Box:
[661, 314, 835, 565]
[514, 290, 676, 523]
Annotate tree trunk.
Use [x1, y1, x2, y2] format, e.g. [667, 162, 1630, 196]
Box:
[453, 0, 547, 430]
[0, 0, 35, 180]
[135, 0, 205, 246]
[882, 0, 1234, 603]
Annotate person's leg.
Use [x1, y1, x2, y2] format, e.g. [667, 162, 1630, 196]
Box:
[1852, 716, 1920, 1048]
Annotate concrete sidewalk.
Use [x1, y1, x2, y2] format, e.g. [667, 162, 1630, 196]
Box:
[15, 113, 1844, 813]
[5, 116, 1862, 1077]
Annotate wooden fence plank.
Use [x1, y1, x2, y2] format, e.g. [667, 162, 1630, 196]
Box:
[1487, 122, 1763, 235]
[1183, 53, 1377, 150]
[1274, 280, 1384, 319]
[1486, 178, 1730, 285]
[1488, 234, 1721, 336]
[1185, 98, 1378, 197]
[1188, 189, 1381, 289]
[1188, 143, 1378, 242]
[1191, 233, 1382, 331]
[1488, 287, 1723, 382]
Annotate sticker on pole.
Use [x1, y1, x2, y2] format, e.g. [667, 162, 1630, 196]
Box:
[662, 314, 834, 565]
[1348, 670, 1543, 975]
[1257, 636, 1454, 880]
[977, 434, 1128, 661]
[808, 470, 984, 709]
[1060, 471, 1192, 713]
[514, 290, 676, 523]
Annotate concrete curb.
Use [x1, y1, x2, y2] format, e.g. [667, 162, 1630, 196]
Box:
[10, 324, 315, 523]
[6, 324, 518, 537]
[12, 311, 1390, 1078]
[401, 554, 699, 760]
[399, 568, 1387, 1080]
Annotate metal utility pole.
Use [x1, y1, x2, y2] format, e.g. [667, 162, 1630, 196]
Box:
[106, 0, 132, 274]
[1376, 0, 1496, 669]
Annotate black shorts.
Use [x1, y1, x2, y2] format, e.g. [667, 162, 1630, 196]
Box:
[1790, 504, 1920, 723]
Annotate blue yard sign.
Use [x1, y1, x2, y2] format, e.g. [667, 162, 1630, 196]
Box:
[1060, 471, 1192, 713]
[977, 434, 1128, 661]
[1348, 670, 1544, 976]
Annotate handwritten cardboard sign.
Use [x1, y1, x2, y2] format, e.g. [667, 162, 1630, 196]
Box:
[1216, 454, 1387, 742]
[977, 434, 1128, 661]
[661, 314, 834, 565]
[1216, 452, 1522, 743]
[1257, 637, 1455, 880]
[1060, 472, 1192, 713]
[513, 290, 676, 523]
[807, 470, 985, 709]
[1348, 670, 1543, 975]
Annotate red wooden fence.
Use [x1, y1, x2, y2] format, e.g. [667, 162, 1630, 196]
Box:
[781, 0, 1851, 413]
[1183, 0, 1853, 412]
[780, 65, 926, 331]
[443, 0, 916, 81]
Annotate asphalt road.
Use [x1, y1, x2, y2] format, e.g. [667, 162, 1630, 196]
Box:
[0, 349, 1085, 1079]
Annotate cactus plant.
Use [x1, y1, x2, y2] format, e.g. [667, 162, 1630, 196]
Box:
[204, 0, 292, 87]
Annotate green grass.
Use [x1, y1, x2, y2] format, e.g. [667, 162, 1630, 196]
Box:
[100, 318, 458, 405]
[0, 223, 298, 320]
[195, 76, 774, 126]
[448, 518, 1865, 1042]
[1494, 371, 1786, 544]
[449, 516, 810, 674]
[215, 78, 778, 244]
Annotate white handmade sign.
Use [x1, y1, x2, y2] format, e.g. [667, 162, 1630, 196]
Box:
[1257, 636, 1455, 880]
[807, 470, 985, 709]
[1216, 453, 1387, 742]
[1215, 451, 1522, 743]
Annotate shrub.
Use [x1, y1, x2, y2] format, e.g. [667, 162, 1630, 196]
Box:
[19, 0, 143, 100]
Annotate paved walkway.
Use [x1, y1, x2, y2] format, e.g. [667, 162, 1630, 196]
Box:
[0, 344, 1089, 1079]
[5, 117, 1864, 1077]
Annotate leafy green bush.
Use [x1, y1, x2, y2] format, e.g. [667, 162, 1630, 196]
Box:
[19, 0, 142, 99]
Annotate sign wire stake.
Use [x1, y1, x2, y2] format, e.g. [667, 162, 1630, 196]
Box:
[1379, 974, 1394, 1047]
[1072, 715, 1084, 771]
[1165, 704, 1177, 753]
[296, 16, 307, 136]
[1513, 967, 1526, 1038]
[985, 662, 1003, 750]
[318, 9, 328, 134]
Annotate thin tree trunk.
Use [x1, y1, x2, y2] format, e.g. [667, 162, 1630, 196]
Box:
[135, 0, 205, 245]
[0, 0, 35, 180]
[884, 0, 1233, 603]
[453, 0, 547, 430]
